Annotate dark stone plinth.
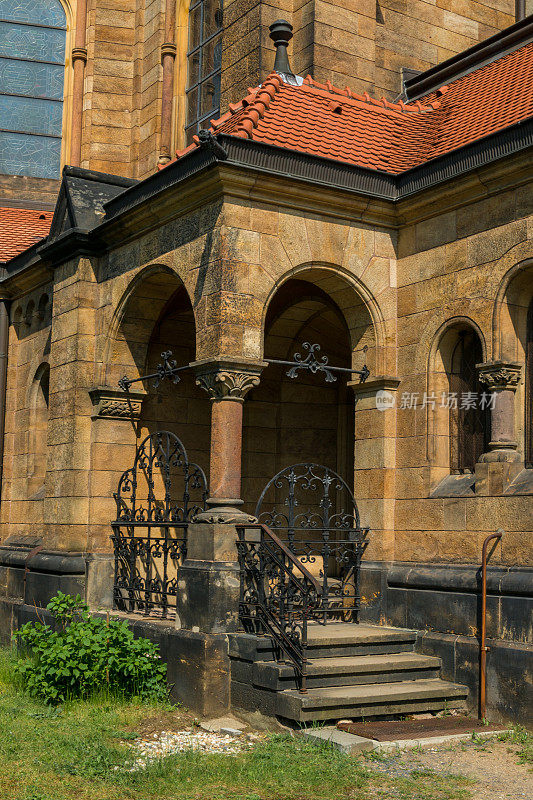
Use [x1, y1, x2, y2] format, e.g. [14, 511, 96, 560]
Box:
[176, 523, 241, 634]
[0, 544, 86, 607]
[85, 553, 114, 609]
[359, 560, 533, 725]
[122, 616, 231, 716]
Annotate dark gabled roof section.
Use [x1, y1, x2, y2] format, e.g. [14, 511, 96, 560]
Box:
[47, 166, 137, 242]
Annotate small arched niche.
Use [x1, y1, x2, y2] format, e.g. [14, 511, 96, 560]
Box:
[494, 260, 533, 468]
[430, 321, 489, 494]
[28, 362, 50, 498]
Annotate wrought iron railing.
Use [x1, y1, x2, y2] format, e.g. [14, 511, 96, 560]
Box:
[111, 524, 187, 617]
[236, 523, 323, 692]
[111, 431, 207, 617]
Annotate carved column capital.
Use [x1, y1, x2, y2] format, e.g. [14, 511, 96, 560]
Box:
[192, 358, 267, 402]
[89, 387, 146, 420]
[477, 361, 522, 391]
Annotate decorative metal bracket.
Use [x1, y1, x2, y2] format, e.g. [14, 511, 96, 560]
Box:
[118, 343, 370, 392]
[266, 342, 369, 384]
[118, 350, 190, 391]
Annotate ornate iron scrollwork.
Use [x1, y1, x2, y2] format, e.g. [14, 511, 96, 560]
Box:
[111, 431, 208, 617]
[255, 463, 368, 624]
[266, 342, 369, 384]
[236, 522, 322, 692]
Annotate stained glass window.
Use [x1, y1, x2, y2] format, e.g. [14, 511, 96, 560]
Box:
[0, 0, 66, 179]
[186, 0, 222, 145]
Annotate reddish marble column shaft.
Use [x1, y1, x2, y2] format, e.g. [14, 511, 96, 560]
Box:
[71, 0, 87, 167]
[209, 399, 243, 501]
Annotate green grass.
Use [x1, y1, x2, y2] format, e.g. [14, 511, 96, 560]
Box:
[0, 646, 505, 800]
[499, 726, 533, 768]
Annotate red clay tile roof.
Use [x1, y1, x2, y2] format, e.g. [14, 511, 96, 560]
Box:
[173, 41, 533, 175]
[0, 207, 53, 263]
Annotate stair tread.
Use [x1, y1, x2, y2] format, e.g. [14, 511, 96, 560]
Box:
[306, 623, 417, 644]
[263, 652, 441, 676]
[281, 678, 469, 707]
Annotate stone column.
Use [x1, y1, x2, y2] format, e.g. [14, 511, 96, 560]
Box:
[476, 361, 522, 495]
[169, 358, 264, 716]
[192, 358, 266, 523]
[158, 0, 177, 166]
[71, 0, 88, 167]
[477, 362, 522, 461]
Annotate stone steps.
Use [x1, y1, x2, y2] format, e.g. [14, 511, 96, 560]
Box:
[279, 678, 469, 723]
[253, 652, 442, 690]
[228, 623, 469, 724]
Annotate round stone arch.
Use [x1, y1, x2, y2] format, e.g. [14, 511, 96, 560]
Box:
[99, 264, 196, 389]
[93, 264, 210, 551]
[492, 257, 533, 363]
[257, 263, 388, 376]
[241, 263, 385, 521]
[491, 258, 533, 462]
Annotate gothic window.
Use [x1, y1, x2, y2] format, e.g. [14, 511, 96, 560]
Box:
[185, 0, 222, 145]
[449, 330, 489, 473]
[0, 0, 66, 179]
[526, 299, 533, 468]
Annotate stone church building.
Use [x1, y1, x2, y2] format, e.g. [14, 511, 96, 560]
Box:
[0, 1, 531, 725]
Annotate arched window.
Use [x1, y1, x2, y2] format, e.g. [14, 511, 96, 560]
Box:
[0, 0, 66, 178]
[526, 299, 533, 469]
[185, 0, 222, 145]
[449, 330, 489, 473]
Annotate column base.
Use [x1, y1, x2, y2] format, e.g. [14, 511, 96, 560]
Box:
[475, 457, 523, 495]
[478, 444, 520, 463]
[193, 498, 256, 524]
[176, 523, 242, 633]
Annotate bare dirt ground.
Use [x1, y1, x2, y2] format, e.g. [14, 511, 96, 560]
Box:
[367, 738, 533, 800]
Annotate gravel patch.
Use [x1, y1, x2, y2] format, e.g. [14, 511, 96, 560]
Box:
[120, 729, 261, 771]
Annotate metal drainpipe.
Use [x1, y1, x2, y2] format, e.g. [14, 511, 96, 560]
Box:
[480, 529, 504, 721]
[0, 297, 10, 504]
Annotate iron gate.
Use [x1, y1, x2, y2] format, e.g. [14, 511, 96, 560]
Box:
[236, 463, 368, 690]
[253, 463, 368, 622]
[111, 431, 208, 617]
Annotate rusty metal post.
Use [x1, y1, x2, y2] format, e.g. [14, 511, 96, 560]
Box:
[480, 529, 504, 721]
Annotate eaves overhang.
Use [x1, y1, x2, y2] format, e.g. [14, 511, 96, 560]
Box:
[101, 118, 533, 228]
[1, 113, 532, 287]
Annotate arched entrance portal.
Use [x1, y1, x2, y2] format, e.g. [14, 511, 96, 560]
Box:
[241, 273, 375, 615]
[242, 277, 357, 514]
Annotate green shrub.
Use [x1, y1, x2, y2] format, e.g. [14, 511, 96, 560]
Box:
[13, 592, 167, 703]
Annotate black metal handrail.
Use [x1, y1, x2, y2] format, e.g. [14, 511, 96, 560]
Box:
[236, 522, 322, 693]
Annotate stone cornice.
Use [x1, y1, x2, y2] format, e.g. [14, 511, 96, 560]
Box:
[89, 387, 147, 419]
[348, 376, 401, 396]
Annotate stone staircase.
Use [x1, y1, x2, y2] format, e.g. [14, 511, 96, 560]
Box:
[229, 623, 469, 724]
